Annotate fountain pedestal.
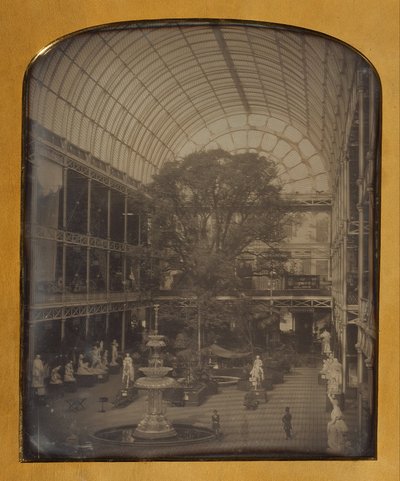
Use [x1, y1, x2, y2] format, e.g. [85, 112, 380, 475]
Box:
[133, 335, 180, 439]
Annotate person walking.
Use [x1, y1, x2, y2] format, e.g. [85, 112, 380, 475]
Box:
[282, 406, 293, 440]
[211, 409, 222, 440]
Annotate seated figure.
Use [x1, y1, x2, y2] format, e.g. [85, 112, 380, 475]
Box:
[326, 391, 350, 454]
[50, 365, 63, 384]
[77, 354, 94, 375]
[327, 409, 349, 454]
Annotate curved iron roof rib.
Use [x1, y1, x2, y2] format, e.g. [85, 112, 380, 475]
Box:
[28, 22, 362, 192]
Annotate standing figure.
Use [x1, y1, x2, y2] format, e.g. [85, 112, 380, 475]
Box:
[101, 350, 109, 368]
[64, 360, 76, 382]
[32, 354, 45, 389]
[326, 357, 343, 396]
[320, 328, 332, 355]
[111, 339, 119, 366]
[249, 355, 264, 390]
[91, 344, 102, 369]
[211, 409, 222, 439]
[129, 267, 136, 291]
[327, 393, 343, 419]
[282, 406, 293, 440]
[122, 353, 135, 389]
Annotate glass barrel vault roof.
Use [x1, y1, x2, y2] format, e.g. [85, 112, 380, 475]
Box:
[27, 22, 364, 194]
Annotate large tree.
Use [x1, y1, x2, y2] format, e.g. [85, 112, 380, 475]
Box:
[147, 149, 290, 295]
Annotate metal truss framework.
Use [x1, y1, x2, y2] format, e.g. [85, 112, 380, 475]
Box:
[26, 223, 146, 255]
[29, 295, 332, 323]
[30, 134, 143, 196]
[215, 296, 332, 309]
[28, 299, 144, 323]
[280, 194, 332, 207]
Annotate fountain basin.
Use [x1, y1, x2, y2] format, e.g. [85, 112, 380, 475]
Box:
[146, 335, 166, 347]
[135, 376, 179, 389]
[138, 366, 173, 377]
[92, 423, 215, 447]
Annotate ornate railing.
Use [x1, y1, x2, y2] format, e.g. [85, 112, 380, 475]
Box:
[26, 223, 145, 254]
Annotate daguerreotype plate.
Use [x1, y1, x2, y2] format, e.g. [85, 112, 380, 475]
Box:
[21, 17, 382, 465]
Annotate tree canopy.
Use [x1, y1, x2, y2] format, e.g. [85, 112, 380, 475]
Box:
[147, 149, 290, 294]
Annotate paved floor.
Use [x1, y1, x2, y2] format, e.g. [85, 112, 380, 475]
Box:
[32, 363, 358, 460]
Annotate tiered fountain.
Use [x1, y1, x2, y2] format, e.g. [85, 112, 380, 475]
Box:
[92, 305, 215, 453]
[133, 331, 180, 439]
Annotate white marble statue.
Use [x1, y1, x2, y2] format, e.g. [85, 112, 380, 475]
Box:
[320, 329, 332, 355]
[77, 354, 93, 375]
[111, 339, 119, 366]
[122, 353, 135, 389]
[320, 353, 334, 379]
[326, 357, 343, 396]
[249, 355, 264, 390]
[90, 345, 102, 369]
[327, 394, 349, 454]
[50, 365, 63, 385]
[101, 349, 109, 368]
[32, 354, 45, 389]
[64, 361, 76, 382]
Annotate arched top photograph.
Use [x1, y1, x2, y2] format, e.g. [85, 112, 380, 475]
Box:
[21, 19, 380, 462]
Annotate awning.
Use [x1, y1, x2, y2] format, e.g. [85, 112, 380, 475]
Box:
[202, 344, 252, 359]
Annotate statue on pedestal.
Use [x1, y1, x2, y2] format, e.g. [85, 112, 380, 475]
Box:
[101, 350, 109, 368]
[122, 353, 135, 389]
[64, 360, 76, 382]
[110, 339, 119, 366]
[90, 345, 102, 369]
[50, 365, 63, 385]
[32, 354, 45, 389]
[326, 357, 343, 396]
[327, 393, 349, 454]
[320, 328, 332, 355]
[249, 355, 264, 390]
[77, 354, 93, 375]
